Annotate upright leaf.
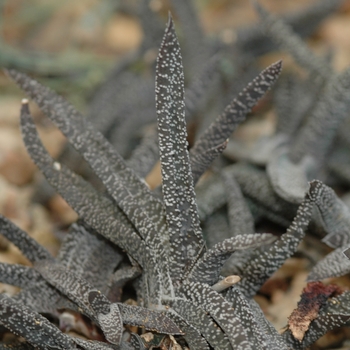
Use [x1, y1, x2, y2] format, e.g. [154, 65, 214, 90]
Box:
[155, 15, 204, 283]
[232, 182, 315, 298]
[189, 60, 282, 182]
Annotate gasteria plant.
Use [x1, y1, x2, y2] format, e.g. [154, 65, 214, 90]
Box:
[1, 2, 350, 350]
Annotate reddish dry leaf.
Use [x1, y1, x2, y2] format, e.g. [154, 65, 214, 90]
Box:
[288, 281, 343, 342]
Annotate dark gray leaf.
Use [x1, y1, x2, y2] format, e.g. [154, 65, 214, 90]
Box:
[0, 263, 40, 289]
[234, 184, 314, 298]
[0, 294, 76, 350]
[7, 69, 164, 247]
[308, 245, 350, 281]
[222, 172, 255, 236]
[189, 60, 282, 180]
[191, 140, 228, 185]
[0, 214, 52, 263]
[181, 281, 251, 349]
[188, 233, 276, 285]
[308, 181, 350, 248]
[155, 15, 204, 283]
[19, 101, 145, 265]
[118, 304, 182, 335]
[170, 298, 231, 350]
[167, 310, 210, 350]
[35, 261, 123, 345]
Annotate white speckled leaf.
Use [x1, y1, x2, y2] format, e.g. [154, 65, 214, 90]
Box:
[6, 69, 165, 247]
[0, 263, 41, 290]
[181, 281, 252, 349]
[19, 102, 144, 265]
[188, 233, 276, 285]
[170, 298, 231, 349]
[191, 140, 228, 185]
[167, 310, 210, 350]
[308, 245, 350, 281]
[309, 181, 350, 248]
[0, 214, 52, 263]
[118, 304, 182, 335]
[35, 261, 123, 345]
[189, 60, 282, 180]
[234, 183, 314, 298]
[0, 294, 76, 350]
[155, 15, 204, 284]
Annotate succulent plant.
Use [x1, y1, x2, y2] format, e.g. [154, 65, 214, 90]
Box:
[2, 1, 350, 349]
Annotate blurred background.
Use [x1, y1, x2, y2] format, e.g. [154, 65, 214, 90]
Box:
[1, 1, 350, 346]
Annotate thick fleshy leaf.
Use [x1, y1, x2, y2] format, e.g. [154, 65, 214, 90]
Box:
[118, 304, 182, 335]
[57, 223, 123, 294]
[167, 310, 210, 350]
[181, 281, 251, 349]
[188, 233, 276, 285]
[228, 163, 299, 225]
[73, 338, 124, 350]
[308, 181, 350, 248]
[0, 342, 34, 349]
[19, 101, 145, 265]
[13, 278, 76, 315]
[0, 214, 52, 263]
[222, 172, 255, 235]
[233, 183, 315, 298]
[274, 74, 319, 137]
[196, 163, 298, 227]
[290, 68, 350, 165]
[225, 286, 285, 350]
[248, 299, 289, 350]
[170, 298, 231, 349]
[0, 294, 76, 350]
[6, 69, 165, 247]
[155, 15, 204, 283]
[0, 263, 40, 289]
[267, 147, 311, 204]
[126, 128, 159, 179]
[191, 140, 228, 185]
[307, 245, 350, 281]
[189, 60, 282, 181]
[129, 333, 147, 350]
[34, 261, 123, 345]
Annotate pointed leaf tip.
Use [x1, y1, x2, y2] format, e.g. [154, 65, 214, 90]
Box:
[308, 179, 324, 201]
[343, 247, 350, 260]
[270, 60, 283, 75]
[167, 12, 174, 27]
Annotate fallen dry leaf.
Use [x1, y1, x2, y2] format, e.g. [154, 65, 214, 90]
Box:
[288, 281, 344, 342]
